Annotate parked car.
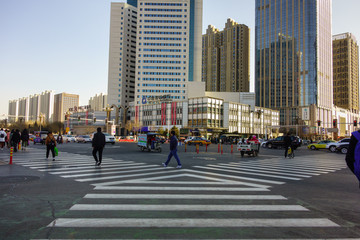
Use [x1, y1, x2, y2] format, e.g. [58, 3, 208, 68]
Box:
[76, 135, 92, 143]
[307, 140, 336, 150]
[186, 137, 211, 146]
[265, 136, 302, 149]
[327, 138, 351, 152]
[336, 142, 349, 154]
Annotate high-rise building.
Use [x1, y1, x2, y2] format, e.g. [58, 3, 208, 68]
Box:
[53, 93, 80, 122]
[18, 97, 30, 122]
[8, 100, 19, 123]
[39, 90, 55, 122]
[255, 0, 333, 127]
[202, 19, 250, 93]
[333, 33, 359, 114]
[29, 94, 40, 122]
[107, 2, 137, 107]
[89, 93, 108, 111]
[134, 0, 203, 104]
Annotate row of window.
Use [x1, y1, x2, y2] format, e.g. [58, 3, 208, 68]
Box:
[143, 54, 182, 58]
[143, 8, 183, 12]
[144, 20, 183, 23]
[143, 37, 182, 41]
[144, 25, 182, 29]
[142, 84, 182, 87]
[140, 95, 183, 100]
[143, 60, 181, 64]
[143, 14, 183, 18]
[142, 90, 182, 93]
[143, 3, 185, 6]
[143, 31, 183, 35]
[143, 43, 182, 46]
[142, 66, 181, 70]
[143, 72, 181, 76]
[143, 49, 182, 52]
[142, 78, 182, 82]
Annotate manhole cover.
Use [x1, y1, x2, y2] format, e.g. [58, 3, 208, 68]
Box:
[0, 176, 40, 184]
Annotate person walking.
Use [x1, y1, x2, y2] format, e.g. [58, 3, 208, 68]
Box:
[0, 128, 6, 150]
[92, 127, 105, 166]
[12, 129, 21, 152]
[45, 131, 57, 161]
[284, 132, 293, 158]
[162, 130, 182, 168]
[345, 129, 360, 187]
[6, 130, 10, 148]
[57, 133, 63, 144]
[21, 129, 29, 151]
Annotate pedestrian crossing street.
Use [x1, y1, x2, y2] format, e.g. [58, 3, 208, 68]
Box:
[10, 148, 357, 239]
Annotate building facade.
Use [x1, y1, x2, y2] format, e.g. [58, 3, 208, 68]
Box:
[8, 90, 55, 123]
[89, 93, 108, 111]
[333, 33, 359, 114]
[134, 0, 203, 104]
[107, 2, 138, 108]
[255, 0, 333, 127]
[53, 93, 80, 122]
[130, 96, 279, 137]
[8, 100, 19, 123]
[202, 19, 250, 93]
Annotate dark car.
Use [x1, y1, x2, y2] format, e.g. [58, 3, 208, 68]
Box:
[336, 142, 349, 154]
[266, 136, 302, 149]
[156, 137, 166, 144]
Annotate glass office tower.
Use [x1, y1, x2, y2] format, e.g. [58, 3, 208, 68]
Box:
[255, 0, 332, 126]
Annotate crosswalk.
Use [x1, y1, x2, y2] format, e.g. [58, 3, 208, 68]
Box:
[8, 148, 358, 239]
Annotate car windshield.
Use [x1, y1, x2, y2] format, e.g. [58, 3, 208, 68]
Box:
[83, 135, 90, 138]
[103, 133, 110, 136]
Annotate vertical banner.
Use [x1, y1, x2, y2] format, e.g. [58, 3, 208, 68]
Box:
[161, 103, 166, 125]
[171, 102, 177, 125]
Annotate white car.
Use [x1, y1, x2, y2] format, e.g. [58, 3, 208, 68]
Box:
[327, 138, 351, 152]
[63, 135, 76, 142]
[76, 135, 92, 143]
[184, 136, 194, 143]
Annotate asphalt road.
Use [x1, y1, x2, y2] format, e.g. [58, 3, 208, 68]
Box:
[0, 142, 359, 239]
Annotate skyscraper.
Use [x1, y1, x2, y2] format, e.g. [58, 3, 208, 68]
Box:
[202, 18, 250, 93]
[255, 0, 333, 126]
[107, 2, 137, 107]
[333, 33, 359, 114]
[134, 0, 203, 104]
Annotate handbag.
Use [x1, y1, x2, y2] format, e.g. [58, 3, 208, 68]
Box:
[54, 147, 59, 156]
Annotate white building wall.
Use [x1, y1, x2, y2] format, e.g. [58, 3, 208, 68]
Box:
[135, 0, 203, 105]
[108, 3, 137, 107]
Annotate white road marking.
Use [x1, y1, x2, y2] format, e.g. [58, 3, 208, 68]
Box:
[84, 193, 286, 200]
[49, 218, 339, 227]
[93, 186, 270, 191]
[70, 204, 307, 211]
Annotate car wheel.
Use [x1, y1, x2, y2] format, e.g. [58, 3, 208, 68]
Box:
[188, 142, 191, 145]
[341, 147, 348, 154]
[310, 145, 316, 150]
[329, 146, 336, 152]
[267, 143, 272, 149]
[112, 142, 115, 145]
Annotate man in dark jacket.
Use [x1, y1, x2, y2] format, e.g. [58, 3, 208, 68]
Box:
[11, 129, 21, 152]
[345, 130, 360, 186]
[284, 133, 293, 158]
[92, 127, 106, 166]
[163, 131, 182, 168]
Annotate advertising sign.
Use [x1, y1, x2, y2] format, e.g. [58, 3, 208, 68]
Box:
[302, 107, 310, 121]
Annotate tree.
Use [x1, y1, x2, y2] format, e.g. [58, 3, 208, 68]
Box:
[170, 126, 180, 138]
[157, 127, 165, 136]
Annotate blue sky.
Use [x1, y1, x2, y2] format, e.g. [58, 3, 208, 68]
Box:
[0, 0, 359, 119]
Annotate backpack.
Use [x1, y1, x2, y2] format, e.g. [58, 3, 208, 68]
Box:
[49, 137, 56, 147]
[0, 133, 4, 138]
[352, 131, 360, 182]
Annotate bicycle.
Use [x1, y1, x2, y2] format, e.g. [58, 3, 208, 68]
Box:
[287, 145, 295, 158]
